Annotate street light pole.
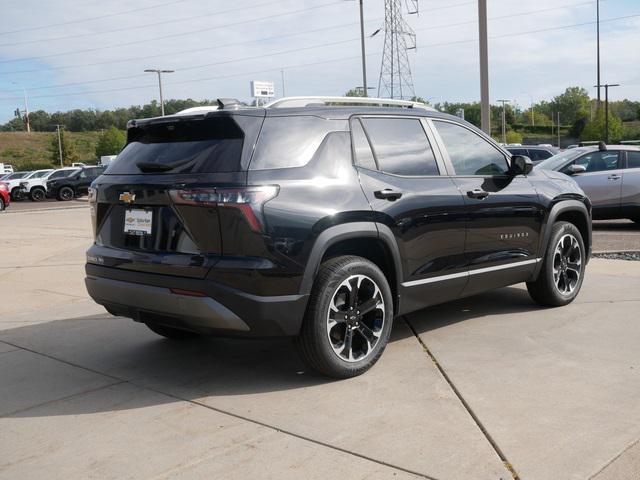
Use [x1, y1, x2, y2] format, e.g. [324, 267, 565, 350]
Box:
[478, 0, 490, 134]
[22, 88, 30, 134]
[55, 125, 64, 167]
[359, 0, 368, 97]
[144, 69, 175, 116]
[498, 99, 510, 144]
[596, 0, 601, 107]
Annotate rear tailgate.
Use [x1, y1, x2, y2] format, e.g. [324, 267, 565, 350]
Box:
[89, 112, 264, 279]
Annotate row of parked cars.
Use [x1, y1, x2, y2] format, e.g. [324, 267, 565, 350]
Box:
[0, 165, 106, 205]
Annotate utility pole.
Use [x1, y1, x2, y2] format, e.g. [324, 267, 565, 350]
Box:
[594, 83, 620, 143]
[498, 99, 510, 144]
[22, 88, 30, 134]
[55, 125, 64, 167]
[478, 0, 490, 134]
[144, 69, 174, 116]
[596, 0, 601, 107]
[557, 112, 561, 148]
[358, 0, 368, 97]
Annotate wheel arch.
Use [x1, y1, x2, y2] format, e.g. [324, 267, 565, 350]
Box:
[300, 222, 403, 313]
[534, 199, 592, 277]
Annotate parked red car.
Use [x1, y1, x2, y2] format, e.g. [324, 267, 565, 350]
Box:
[0, 182, 10, 211]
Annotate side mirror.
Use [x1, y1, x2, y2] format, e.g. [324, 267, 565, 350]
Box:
[567, 164, 586, 175]
[510, 155, 533, 175]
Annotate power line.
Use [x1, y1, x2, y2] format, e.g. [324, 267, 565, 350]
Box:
[0, 0, 283, 48]
[0, 0, 191, 36]
[15, 37, 361, 93]
[0, 0, 607, 78]
[1, 11, 638, 102]
[0, 1, 345, 65]
[0, 17, 383, 77]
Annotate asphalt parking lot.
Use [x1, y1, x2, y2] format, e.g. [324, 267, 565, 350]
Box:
[1, 206, 639, 480]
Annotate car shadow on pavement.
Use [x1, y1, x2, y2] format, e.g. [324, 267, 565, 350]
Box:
[402, 285, 543, 335]
[2, 286, 544, 418]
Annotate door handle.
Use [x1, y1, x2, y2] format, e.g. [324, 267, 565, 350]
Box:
[607, 174, 621, 180]
[467, 188, 490, 200]
[374, 188, 403, 201]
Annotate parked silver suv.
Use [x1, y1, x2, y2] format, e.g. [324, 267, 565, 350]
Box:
[536, 143, 640, 223]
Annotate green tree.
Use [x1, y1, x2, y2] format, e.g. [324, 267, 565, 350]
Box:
[344, 88, 365, 97]
[505, 130, 523, 144]
[49, 129, 79, 166]
[95, 126, 126, 158]
[581, 110, 624, 143]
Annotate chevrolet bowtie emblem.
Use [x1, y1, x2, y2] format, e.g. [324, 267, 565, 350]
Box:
[119, 192, 136, 203]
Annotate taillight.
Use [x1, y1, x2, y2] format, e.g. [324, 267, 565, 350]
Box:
[0, 183, 7, 192]
[88, 187, 98, 238]
[169, 186, 278, 232]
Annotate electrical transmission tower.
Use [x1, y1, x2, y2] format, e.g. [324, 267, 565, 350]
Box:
[377, 0, 418, 100]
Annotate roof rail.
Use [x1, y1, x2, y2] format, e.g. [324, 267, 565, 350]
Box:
[264, 96, 435, 111]
[621, 140, 640, 145]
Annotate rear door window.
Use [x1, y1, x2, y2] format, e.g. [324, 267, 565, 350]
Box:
[360, 117, 439, 176]
[351, 119, 377, 170]
[106, 117, 245, 174]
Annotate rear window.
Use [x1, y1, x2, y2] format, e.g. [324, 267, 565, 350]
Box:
[105, 117, 245, 174]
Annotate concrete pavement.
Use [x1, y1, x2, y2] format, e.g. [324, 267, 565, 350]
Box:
[1, 207, 639, 479]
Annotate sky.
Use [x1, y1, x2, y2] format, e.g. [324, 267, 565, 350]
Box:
[0, 0, 638, 123]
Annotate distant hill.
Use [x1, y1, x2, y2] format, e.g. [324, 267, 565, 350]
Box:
[0, 131, 100, 170]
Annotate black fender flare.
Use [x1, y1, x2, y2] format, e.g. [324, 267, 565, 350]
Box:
[533, 199, 591, 277]
[299, 222, 403, 298]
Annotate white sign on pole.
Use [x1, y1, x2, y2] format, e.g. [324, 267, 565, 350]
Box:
[251, 80, 275, 98]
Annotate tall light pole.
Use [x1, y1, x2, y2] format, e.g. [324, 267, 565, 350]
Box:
[521, 92, 535, 126]
[55, 125, 64, 167]
[594, 83, 620, 143]
[596, 0, 601, 108]
[359, 0, 368, 96]
[144, 69, 174, 116]
[12, 82, 30, 133]
[497, 99, 510, 144]
[478, 0, 490, 134]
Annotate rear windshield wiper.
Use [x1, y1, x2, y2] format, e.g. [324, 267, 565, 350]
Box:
[136, 161, 173, 173]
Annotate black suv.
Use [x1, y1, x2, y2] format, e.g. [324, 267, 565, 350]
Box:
[85, 97, 592, 378]
[47, 165, 106, 201]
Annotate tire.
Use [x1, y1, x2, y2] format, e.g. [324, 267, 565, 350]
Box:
[58, 186, 74, 201]
[527, 221, 586, 307]
[10, 188, 21, 201]
[30, 188, 46, 202]
[295, 255, 394, 379]
[145, 322, 200, 340]
[0, 197, 4, 212]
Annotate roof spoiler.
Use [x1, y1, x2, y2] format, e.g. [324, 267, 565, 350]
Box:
[216, 98, 247, 110]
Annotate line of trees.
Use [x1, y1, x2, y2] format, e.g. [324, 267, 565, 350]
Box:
[3, 88, 640, 143]
[1, 99, 217, 133]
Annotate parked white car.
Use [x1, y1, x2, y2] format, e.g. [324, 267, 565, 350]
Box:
[3, 171, 33, 199]
[7, 169, 53, 200]
[19, 167, 80, 201]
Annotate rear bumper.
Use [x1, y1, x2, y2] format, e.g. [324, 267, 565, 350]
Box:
[85, 263, 308, 337]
